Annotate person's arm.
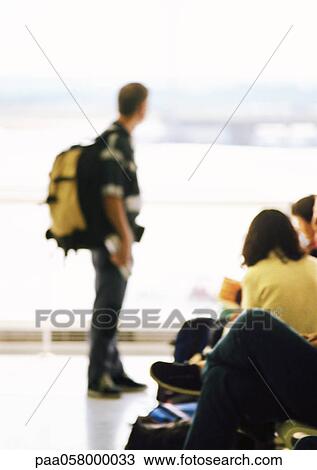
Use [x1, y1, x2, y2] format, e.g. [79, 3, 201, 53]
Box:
[104, 196, 133, 267]
[99, 130, 135, 267]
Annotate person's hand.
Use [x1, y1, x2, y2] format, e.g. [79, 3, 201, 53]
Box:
[305, 333, 317, 348]
[110, 239, 132, 267]
[309, 337, 317, 348]
[227, 312, 240, 322]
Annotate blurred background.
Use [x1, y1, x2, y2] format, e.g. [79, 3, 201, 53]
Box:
[1, 0, 317, 340]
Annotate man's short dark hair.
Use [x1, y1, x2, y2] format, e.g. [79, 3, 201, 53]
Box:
[118, 83, 148, 117]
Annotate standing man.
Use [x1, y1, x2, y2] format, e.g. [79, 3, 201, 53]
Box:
[88, 83, 148, 398]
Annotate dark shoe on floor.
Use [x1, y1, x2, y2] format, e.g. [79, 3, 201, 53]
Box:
[114, 373, 147, 392]
[150, 362, 202, 396]
[88, 374, 122, 399]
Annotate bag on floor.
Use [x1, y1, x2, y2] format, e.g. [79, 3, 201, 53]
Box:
[125, 402, 195, 450]
[125, 417, 190, 450]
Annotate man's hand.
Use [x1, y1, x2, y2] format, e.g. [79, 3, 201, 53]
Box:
[110, 239, 132, 267]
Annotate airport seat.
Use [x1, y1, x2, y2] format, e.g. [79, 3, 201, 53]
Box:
[276, 420, 317, 449]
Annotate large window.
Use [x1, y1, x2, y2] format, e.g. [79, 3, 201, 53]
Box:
[1, 0, 316, 328]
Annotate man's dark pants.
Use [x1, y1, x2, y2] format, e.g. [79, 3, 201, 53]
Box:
[88, 247, 127, 389]
[185, 309, 317, 449]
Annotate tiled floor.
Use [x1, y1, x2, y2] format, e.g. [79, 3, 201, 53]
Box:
[0, 353, 169, 449]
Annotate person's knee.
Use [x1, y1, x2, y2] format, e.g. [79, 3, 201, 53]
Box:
[235, 309, 275, 333]
[202, 364, 230, 392]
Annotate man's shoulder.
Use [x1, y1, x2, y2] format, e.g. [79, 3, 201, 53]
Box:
[99, 122, 127, 143]
[97, 122, 132, 164]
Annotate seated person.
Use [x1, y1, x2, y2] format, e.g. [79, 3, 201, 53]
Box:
[151, 310, 317, 449]
[173, 209, 317, 366]
[291, 195, 317, 256]
[241, 209, 317, 335]
[151, 210, 317, 448]
[151, 210, 317, 395]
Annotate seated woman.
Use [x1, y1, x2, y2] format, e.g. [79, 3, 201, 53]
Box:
[291, 195, 317, 257]
[241, 209, 317, 335]
[172, 209, 317, 368]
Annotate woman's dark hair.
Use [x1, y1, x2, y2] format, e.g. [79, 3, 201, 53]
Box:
[242, 209, 304, 267]
[291, 195, 315, 223]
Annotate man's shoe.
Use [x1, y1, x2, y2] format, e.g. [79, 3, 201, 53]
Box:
[88, 374, 122, 399]
[150, 361, 202, 396]
[113, 373, 147, 392]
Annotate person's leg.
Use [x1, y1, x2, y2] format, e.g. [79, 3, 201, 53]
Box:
[174, 317, 219, 363]
[88, 247, 127, 390]
[207, 309, 317, 425]
[184, 365, 285, 449]
[185, 309, 317, 449]
[107, 335, 125, 380]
